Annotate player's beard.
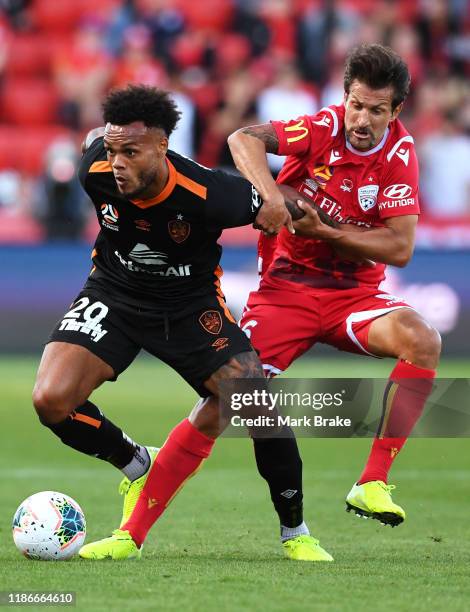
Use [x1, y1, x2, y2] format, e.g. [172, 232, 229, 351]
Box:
[118, 166, 159, 199]
[346, 127, 376, 151]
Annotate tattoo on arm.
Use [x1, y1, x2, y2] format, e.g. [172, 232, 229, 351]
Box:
[241, 124, 279, 154]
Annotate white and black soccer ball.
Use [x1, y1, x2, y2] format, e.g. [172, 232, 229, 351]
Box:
[12, 491, 86, 560]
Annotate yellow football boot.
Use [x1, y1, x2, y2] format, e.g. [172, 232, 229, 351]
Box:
[346, 481, 406, 527]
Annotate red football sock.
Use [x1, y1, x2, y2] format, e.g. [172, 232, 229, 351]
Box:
[121, 418, 215, 547]
[358, 360, 435, 484]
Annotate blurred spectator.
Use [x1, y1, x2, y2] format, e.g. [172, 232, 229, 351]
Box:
[0, 170, 22, 210]
[112, 23, 168, 88]
[2, 0, 470, 243]
[256, 61, 318, 173]
[34, 139, 89, 240]
[1, 0, 31, 29]
[53, 19, 112, 129]
[419, 111, 470, 218]
[0, 15, 10, 79]
[142, 0, 185, 62]
[298, 0, 360, 84]
[166, 71, 198, 158]
[198, 67, 260, 169]
[321, 63, 344, 107]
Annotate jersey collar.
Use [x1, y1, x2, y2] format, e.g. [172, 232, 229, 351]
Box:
[130, 158, 176, 208]
[345, 127, 390, 157]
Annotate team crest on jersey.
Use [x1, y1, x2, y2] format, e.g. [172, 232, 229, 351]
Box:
[312, 164, 334, 187]
[100, 203, 119, 231]
[357, 184, 379, 211]
[168, 214, 190, 243]
[199, 310, 222, 335]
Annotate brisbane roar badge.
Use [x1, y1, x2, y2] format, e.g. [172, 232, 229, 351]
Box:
[168, 214, 190, 243]
[199, 310, 222, 335]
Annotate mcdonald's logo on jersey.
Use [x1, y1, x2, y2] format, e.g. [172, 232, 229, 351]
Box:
[284, 119, 309, 144]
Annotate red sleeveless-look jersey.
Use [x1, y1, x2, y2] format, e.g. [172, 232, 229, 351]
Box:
[260, 104, 420, 290]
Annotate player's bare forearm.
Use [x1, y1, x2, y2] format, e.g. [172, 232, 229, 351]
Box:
[292, 203, 417, 267]
[326, 215, 418, 267]
[228, 124, 293, 234]
[227, 124, 280, 201]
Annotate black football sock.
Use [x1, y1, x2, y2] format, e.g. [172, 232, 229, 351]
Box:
[46, 400, 138, 469]
[253, 427, 304, 529]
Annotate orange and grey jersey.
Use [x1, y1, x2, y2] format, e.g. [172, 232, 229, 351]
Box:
[78, 137, 261, 309]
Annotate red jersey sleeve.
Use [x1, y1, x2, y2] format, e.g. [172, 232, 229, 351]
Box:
[378, 138, 420, 219]
[271, 106, 340, 158]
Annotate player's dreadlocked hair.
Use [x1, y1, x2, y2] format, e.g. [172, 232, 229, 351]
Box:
[344, 44, 410, 110]
[102, 84, 181, 136]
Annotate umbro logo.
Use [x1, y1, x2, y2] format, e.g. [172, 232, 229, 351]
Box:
[212, 337, 229, 351]
[280, 489, 298, 499]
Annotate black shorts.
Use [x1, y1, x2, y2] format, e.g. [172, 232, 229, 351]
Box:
[47, 283, 253, 397]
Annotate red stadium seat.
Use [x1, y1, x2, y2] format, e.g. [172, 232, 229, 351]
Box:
[30, 0, 82, 32]
[5, 34, 51, 77]
[77, 0, 121, 18]
[1, 79, 59, 126]
[0, 209, 44, 243]
[176, 0, 234, 32]
[0, 126, 71, 175]
[185, 82, 220, 117]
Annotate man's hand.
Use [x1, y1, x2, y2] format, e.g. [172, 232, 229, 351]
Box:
[293, 201, 375, 266]
[291, 200, 332, 239]
[254, 189, 295, 235]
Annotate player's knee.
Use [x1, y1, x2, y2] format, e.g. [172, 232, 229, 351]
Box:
[32, 381, 77, 425]
[400, 319, 441, 365]
[421, 325, 441, 361]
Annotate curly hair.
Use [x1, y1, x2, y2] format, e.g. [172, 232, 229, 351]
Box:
[102, 84, 181, 135]
[344, 44, 410, 110]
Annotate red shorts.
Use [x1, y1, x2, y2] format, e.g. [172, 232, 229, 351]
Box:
[240, 283, 413, 376]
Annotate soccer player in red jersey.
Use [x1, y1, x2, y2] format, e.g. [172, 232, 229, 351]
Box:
[229, 44, 441, 526]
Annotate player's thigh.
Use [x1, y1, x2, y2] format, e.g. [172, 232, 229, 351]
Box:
[144, 295, 255, 398]
[240, 288, 320, 376]
[367, 306, 441, 362]
[35, 290, 140, 408]
[34, 341, 113, 411]
[321, 289, 414, 357]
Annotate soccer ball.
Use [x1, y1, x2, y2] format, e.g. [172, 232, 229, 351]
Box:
[12, 491, 86, 560]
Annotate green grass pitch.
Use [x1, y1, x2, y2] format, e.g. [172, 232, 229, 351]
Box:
[1, 355, 469, 611]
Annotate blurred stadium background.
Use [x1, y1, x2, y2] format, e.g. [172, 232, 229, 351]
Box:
[1, 0, 470, 357]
